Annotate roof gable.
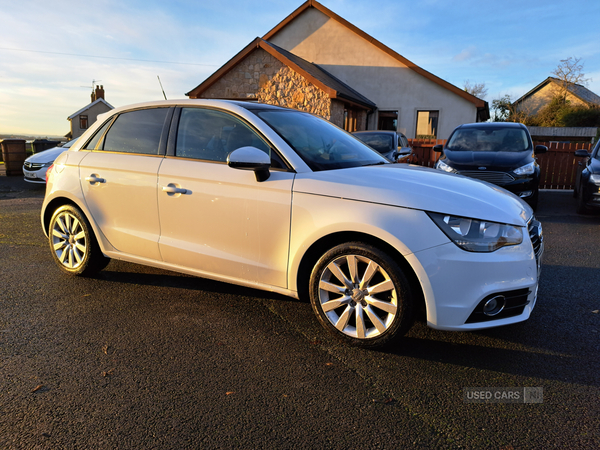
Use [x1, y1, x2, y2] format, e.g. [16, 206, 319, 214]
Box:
[68, 98, 114, 120]
[186, 38, 375, 109]
[263, 0, 487, 112]
[514, 77, 600, 107]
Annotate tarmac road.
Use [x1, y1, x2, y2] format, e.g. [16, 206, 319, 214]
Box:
[0, 170, 599, 449]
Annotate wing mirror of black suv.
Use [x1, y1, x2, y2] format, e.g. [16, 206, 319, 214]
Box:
[227, 146, 271, 182]
[433, 144, 444, 152]
[534, 145, 548, 155]
[574, 149, 591, 158]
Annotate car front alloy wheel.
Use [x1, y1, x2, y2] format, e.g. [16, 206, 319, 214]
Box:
[309, 242, 414, 348]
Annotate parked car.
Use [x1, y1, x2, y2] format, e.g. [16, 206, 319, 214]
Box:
[23, 138, 78, 184]
[573, 140, 600, 214]
[352, 130, 416, 163]
[433, 122, 547, 210]
[41, 100, 543, 348]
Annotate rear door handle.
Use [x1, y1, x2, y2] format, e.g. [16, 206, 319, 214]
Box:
[162, 185, 188, 195]
[85, 175, 105, 184]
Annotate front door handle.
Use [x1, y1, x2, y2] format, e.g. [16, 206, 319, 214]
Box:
[162, 185, 188, 195]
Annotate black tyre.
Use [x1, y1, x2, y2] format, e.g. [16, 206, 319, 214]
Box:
[576, 186, 591, 215]
[528, 188, 539, 211]
[309, 242, 414, 348]
[48, 205, 110, 276]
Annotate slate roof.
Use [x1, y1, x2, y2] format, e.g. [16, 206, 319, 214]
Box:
[67, 98, 113, 120]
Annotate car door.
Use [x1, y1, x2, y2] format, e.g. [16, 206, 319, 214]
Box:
[157, 107, 295, 288]
[79, 107, 172, 260]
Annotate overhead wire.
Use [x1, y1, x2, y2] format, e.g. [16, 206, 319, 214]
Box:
[0, 47, 219, 67]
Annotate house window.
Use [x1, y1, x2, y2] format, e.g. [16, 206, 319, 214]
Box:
[79, 115, 89, 130]
[416, 110, 439, 139]
[378, 111, 398, 131]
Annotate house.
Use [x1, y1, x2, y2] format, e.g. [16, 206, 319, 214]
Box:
[186, 0, 488, 139]
[513, 77, 600, 116]
[67, 85, 113, 139]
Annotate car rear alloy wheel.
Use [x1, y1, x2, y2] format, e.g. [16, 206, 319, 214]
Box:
[49, 205, 109, 276]
[309, 242, 413, 348]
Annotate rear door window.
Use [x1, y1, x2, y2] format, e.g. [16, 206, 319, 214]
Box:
[92, 108, 169, 155]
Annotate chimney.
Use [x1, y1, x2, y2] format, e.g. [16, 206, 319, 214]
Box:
[92, 85, 105, 102]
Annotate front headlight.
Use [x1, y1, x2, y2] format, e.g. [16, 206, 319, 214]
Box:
[436, 159, 457, 173]
[43, 161, 54, 167]
[513, 162, 535, 175]
[590, 174, 600, 185]
[427, 212, 523, 252]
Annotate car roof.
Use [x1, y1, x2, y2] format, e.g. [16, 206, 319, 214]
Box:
[102, 99, 292, 115]
[353, 131, 399, 136]
[457, 122, 527, 130]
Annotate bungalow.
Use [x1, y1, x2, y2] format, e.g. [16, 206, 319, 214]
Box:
[186, 0, 488, 139]
[513, 76, 600, 116]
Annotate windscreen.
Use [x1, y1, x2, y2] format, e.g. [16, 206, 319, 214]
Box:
[255, 110, 387, 171]
[354, 134, 394, 153]
[446, 126, 532, 152]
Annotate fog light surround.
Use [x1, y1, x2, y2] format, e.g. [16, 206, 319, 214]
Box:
[483, 295, 506, 316]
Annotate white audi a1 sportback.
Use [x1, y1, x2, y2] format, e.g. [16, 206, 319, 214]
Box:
[41, 100, 543, 348]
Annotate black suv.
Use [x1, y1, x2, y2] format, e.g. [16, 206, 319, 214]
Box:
[574, 140, 600, 214]
[434, 122, 547, 210]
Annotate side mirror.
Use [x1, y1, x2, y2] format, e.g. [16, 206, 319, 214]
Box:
[433, 144, 444, 152]
[574, 149, 591, 158]
[534, 145, 548, 155]
[227, 146, 271, 182]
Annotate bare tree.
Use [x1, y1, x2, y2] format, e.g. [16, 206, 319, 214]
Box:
[552, 57, 590, 103]
[491, 94, 534, 123]
[463, 80, 488, 99]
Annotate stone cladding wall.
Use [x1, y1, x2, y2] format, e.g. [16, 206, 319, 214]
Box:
[200, 48, 342, 125]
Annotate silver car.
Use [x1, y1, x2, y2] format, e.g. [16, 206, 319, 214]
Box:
[23, 139, 78, 184]
[41, 100, 542, 348]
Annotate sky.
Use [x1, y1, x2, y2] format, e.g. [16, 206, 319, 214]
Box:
[1, 0, 599, 136]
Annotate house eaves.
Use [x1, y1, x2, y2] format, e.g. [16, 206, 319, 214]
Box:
[67, 98, 114, 120]
[263, 0, 489, 117]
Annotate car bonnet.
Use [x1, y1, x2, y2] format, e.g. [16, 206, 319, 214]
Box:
[24, 146, 68, 164]
[442, 149, 533, 168]
[293, 164, 531, 226]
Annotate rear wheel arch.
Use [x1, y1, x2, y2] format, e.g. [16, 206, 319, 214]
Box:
[48, 204, 110, 276]
[43, 197, 80, 235]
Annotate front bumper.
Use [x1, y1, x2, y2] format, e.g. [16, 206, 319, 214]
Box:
[582, 181, 600, 209]
[407, 219, 542, 331]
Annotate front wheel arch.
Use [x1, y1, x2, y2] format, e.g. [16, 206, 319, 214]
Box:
[296, 232, 425, 315]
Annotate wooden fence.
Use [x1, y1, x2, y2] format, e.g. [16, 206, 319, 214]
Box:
[407, 139, 592, 190]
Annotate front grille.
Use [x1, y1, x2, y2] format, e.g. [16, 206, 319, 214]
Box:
[528, 217, 543, 263]
[23, 161, 44, 171]
[466, 288, 530, 323]
[458, 170, 515, 186]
